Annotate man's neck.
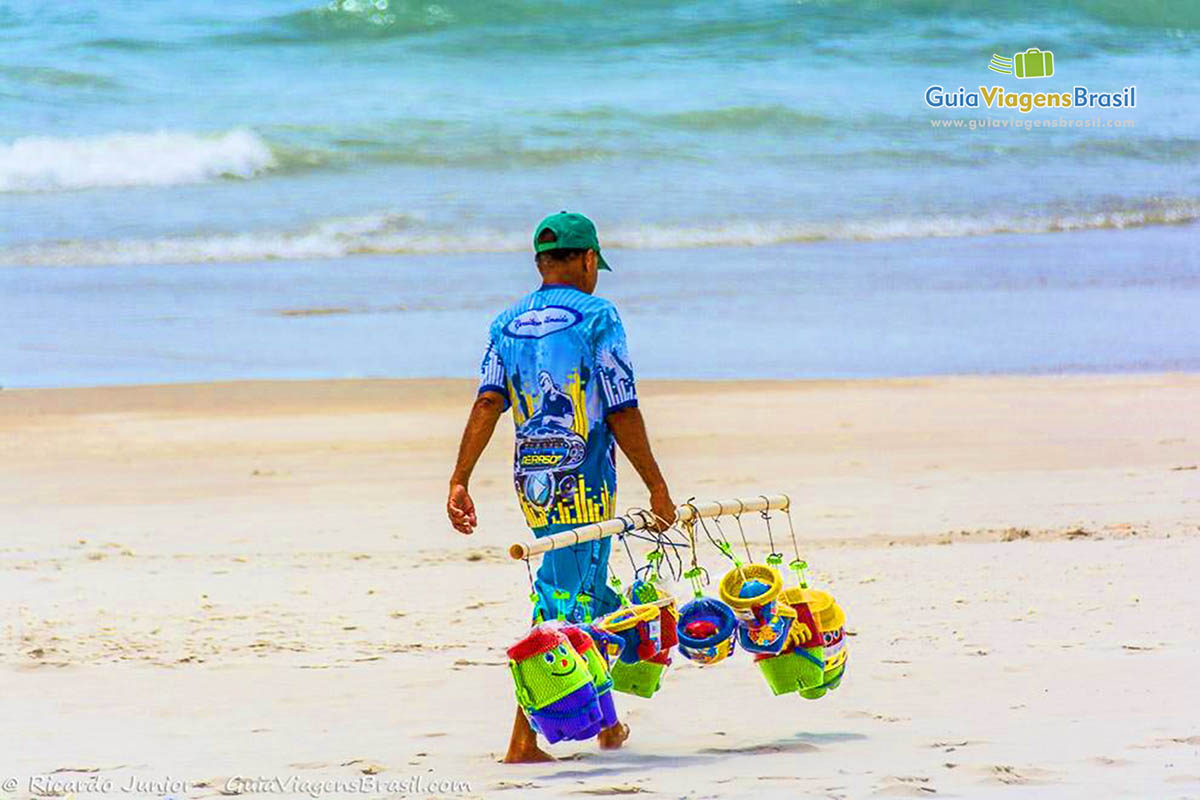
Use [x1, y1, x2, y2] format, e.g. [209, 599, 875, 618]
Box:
[537, 272, 589, 293]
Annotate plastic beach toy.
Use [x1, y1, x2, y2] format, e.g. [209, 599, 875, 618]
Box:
[802, 587, 848, 698]
[507, 625, 603, 743]
[628, 580, 680, 654]
[753, 586, 848, 698]
[718, 564, 795, 655]
[610, 649, 671, 698]
[579, 622, 625, 665]
[596, 585, 678, 664]
[597, 584, 677, 697]
[563, 625, 619, 732]
[595, 603, 662, 664]
[675, 597, 737, 665]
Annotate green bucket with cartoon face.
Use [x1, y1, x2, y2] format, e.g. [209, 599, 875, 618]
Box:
[507, 625, 593, 711]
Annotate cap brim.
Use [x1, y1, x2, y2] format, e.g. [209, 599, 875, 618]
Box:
[597, 251, 612, 271]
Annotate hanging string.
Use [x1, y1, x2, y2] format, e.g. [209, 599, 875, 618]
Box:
[609, 530, 637, 608]
[710, 515, 740, 565]
[683, 500, 701, 571]
[680, 501, 706, 598]
[624, 530, 689, 555]
[619, 530, 639, 572]
[524, 556, 542, 622]
[760, 495, 784, 567]
[612, 512, 687, 604]
[698, 512, 737, 564]
[642, 522, 668, 586]
[523, 498, 804, 621]
[782, 495, 809, 588]
[635, 529, 685, 581]
[623, 505, 687, 581]
[732, 500, 753, 563]
[708, 512, 746, 582]
[662, 522, 688, 580]
[644, 550, 664, 585]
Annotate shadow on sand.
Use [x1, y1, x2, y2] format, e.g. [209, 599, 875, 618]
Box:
[534, 731, 868, 781]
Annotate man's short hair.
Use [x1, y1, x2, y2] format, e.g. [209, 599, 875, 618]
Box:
[535, 228, 586, 266]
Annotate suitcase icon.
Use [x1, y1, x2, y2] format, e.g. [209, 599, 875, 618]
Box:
[1014, 48, 1054, 79]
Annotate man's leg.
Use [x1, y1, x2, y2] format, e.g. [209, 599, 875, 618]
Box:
[503, 706, 553, 763]
[524, 532, 630, 755]
[586, 537, 630, 750]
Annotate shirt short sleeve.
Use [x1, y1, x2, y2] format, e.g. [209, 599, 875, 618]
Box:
[478, 329, 511, 410]
[594, 305, 638, 414]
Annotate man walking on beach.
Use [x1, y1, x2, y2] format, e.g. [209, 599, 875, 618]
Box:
[446, 211, 675, 762]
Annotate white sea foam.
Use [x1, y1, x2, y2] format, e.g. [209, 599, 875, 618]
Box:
[0, 129, 276, 192]
[2, 202, 1196, 267]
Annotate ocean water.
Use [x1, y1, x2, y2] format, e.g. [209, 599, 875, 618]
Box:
[1, 0, 1198, 386]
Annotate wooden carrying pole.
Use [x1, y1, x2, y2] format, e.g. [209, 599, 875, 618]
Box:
[508, 494, 790, 560]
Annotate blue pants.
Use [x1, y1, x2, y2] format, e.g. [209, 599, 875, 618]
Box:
[531, 522, 622, 624]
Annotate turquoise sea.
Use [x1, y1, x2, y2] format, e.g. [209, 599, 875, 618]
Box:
[1, 0, 1198, 386]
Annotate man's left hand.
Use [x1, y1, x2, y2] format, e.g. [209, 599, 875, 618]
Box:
[447, 483, 477, 534]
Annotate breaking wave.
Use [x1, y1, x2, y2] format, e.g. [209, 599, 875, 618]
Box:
[0, 129, 276, 193]
[2, 199, 1196, 267]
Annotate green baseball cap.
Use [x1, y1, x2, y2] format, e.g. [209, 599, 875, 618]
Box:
[533, 211, 611, 271]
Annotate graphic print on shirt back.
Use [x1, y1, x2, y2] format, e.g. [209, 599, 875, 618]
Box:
[480, 287, 637, 534]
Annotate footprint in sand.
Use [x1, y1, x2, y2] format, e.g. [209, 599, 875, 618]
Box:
[699, 741, 818, 756]
[846, 710, 910, 723]
[1165, 775, 1200, 785]
[873, 776, 937, 796]
[1159, 735, 1200, 746]
[571, 786, 647, 796]
[972, 764, 1058, 786]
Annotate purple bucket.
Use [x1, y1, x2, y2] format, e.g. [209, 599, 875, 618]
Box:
[528, 682, 603, 744]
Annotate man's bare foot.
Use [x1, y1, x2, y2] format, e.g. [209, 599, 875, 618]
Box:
[503, 744, 554, 763]
[503, 707, 554, 763]
[598, 722, 630, 750]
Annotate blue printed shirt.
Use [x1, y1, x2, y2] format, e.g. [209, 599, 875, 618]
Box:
[479, 283, 638, 536]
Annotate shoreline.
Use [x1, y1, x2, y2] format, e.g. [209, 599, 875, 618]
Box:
[4, 369, 1198, 407]
[6, 224, 1200, 390]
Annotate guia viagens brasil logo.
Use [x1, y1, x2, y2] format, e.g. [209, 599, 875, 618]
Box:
[925, 48, 1135, 113]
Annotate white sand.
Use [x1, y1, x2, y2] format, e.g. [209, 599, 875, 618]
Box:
[2, 375, 1198, 798]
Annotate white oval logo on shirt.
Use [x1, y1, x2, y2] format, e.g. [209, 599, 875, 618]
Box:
[502, 306, 583, 339]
